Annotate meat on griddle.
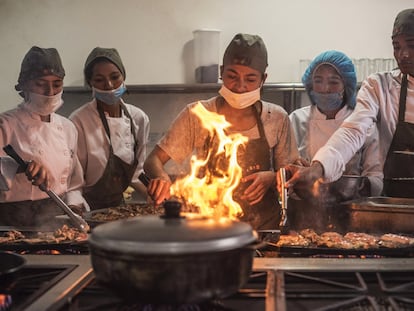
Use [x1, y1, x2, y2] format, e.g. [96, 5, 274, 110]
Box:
[0, 224, 88, 244]
[275, 229, 414, 249]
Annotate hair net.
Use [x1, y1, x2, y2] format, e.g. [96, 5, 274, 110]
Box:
[302, 50, 357, 109]
[15, 46, 65, 95]
[223, 33, 268, 73]
[84, 47, 126, 85]
[392, 8, 414, 38]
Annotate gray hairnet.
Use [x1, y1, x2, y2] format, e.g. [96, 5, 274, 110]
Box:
[222, 33, 268, 73]
[15, 46, 65, 96]
[84, 47, 126, 85]
[392, 8, 414, 38]
[302, 50, 357, 109]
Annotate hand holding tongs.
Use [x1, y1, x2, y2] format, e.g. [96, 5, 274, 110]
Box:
[3, 145, 90, 233]
[278, 167, 288, 232]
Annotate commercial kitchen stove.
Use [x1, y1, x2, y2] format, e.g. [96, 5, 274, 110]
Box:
[2, 255, 414, 311]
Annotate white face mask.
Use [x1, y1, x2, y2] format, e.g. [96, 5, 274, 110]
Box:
[25, 91, 63, 116]
[218, 85, 261, 109]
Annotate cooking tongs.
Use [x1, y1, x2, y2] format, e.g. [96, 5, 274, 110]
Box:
[278, 167, 288, 232]
[3, 145, 90, 233]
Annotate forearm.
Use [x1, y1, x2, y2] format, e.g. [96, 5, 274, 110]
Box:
[143, 146, 171, 181]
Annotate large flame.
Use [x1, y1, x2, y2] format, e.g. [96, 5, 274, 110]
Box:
[171, 102, 248, 219]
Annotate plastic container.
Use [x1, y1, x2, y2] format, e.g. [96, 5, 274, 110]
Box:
[193, 29, 220, 83]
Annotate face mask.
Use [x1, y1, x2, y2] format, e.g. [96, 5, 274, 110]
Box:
[92, 83, 126, 105]
[310, 90, 344, 112]
[218, 85, 261, 109]
[25, 91, 63, 116]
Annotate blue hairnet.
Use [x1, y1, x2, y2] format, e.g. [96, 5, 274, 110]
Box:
[302, 50, 357, 109]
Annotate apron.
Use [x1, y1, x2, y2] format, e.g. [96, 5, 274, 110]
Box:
[84, 103, 139, 210]
[206, 99, 279, 230]
[0, 198, 62, 228]
[383, 74, 414, 197]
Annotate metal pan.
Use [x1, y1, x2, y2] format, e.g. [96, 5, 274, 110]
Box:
[0, 251, 25, 291]
[340, 196, 414, 234]
[83, 203, 162, 228]
[273, 244, 414, 258]
[0, 229, 88, 253]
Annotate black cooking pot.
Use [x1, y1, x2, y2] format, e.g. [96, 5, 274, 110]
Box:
[0, 251, 25, 292]
[88, 200, 259, 304]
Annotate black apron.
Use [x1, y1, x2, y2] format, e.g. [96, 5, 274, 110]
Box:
[206, 99, 279, 230]
[383, 74, 414, 197]
[84, 103, 139, 210]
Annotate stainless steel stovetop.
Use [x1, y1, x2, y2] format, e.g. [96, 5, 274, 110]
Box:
[10, 255, 414, 311]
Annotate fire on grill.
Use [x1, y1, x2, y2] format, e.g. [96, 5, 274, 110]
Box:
[170, 102, 248, 220]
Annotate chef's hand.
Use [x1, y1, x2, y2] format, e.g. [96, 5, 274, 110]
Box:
[241, 171, 275, 205]
[284, 161, 324, 199]
[25, 160, 50, 190]
[147, 177, 172, 206]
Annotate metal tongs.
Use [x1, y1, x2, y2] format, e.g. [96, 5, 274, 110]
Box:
[3, 145, 90, 233]
[278, 167, 288, 233]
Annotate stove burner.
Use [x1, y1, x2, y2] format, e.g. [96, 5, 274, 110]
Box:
[2, 264, 76, 311]
[0, 294, 12, 311]
[94, 301, 235, 311]
[283, 271, 414, 310]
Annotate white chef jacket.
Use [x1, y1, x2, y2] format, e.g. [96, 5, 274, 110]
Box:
[313, 70, 414, 182]
[290, 104, 383, 195]
[69, 99, 150, 192]
[0, 102, 87, 208]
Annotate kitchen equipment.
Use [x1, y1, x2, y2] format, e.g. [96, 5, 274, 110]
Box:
[340, 196, 414, 234]
[257, 229, 281, 243]
[193, 29, 220, 83]
[88, 199, 259, 304]
[287, 175, 369, 233]
[17, 255, 414, 311]
[3, 145, 90, 233]
[274, 243, 414, 258]
[138, 172, 150, 187]
[83, 202, 162, 228]
[0, 251, 25, 291]
[278, 168, 288, 233]
[0, 227, 88, 254]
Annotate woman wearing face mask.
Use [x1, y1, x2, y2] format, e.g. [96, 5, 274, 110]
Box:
[288, 51, 383, 231]
[144, 34, 299, 230]
[0, 46, 89, 227]
[69, 47, 150, 210]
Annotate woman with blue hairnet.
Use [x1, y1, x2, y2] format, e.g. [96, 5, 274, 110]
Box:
[288, 50, 383, 231]
[286, 9, 414, 199]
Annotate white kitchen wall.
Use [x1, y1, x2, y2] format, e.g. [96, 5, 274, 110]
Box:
[0, 0, 412, 111]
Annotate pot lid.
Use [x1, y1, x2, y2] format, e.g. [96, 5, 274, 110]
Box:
[88, 200, 256, 254]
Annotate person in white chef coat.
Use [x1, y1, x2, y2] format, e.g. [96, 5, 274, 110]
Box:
[144, 33, 299, 230]
[0, 46, 89, 227]
[290, 50, 383, 198]
[70, 47, 150, 210]
[288, 51, 383, 230]
[286, 8, 414, 199]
